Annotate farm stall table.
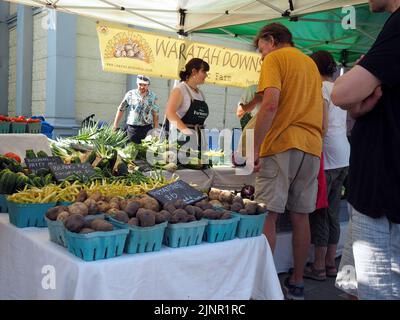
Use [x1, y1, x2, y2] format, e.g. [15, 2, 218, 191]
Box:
[0, 213, 283, 300]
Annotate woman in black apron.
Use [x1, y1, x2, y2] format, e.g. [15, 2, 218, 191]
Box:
[164, 58, 210, 154]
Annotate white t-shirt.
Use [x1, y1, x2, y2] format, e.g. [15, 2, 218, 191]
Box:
[322, 81, 350, 170]
[175, 82, 205, 119]
[239, 85, 261, 116]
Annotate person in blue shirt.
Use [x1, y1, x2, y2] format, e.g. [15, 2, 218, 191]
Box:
[113, 75, 159, 144]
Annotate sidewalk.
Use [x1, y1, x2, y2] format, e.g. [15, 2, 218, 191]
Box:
[278, 257, 347, 300]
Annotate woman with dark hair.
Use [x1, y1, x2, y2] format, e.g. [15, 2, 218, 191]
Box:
[164, 58, 210, 152]
[305, 50, 350, 281]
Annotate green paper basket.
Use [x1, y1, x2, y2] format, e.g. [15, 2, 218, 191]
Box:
[0, 194, 8, 212]
[108, 216, 167, 254]
[232, 212, 267, 238]
[164, 219, 207, 248]
[10, 122, 26, 133]
[65, 227, 129, 261]
[7, 201, 56, 228]
[0, 122, 10, 133]
[27, 122, 41, 133]
[203, 215, 239, 243]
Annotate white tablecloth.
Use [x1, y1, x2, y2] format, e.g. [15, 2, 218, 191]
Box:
[0, 134, 52, 162]
[0, 214, 283, 300]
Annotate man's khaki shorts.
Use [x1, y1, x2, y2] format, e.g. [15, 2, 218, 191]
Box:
[255, 149, 320, 214]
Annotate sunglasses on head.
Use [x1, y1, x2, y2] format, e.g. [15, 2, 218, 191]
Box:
[138, 75, 150, 82]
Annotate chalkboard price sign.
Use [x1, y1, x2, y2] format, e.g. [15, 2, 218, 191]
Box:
[147, 180, 207, 206]
[25, 156, 63, 173]
[48, 162, 96, 182]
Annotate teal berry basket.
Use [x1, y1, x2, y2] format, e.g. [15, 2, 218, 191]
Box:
[164, 219, 208, 248]
[45, 217, 67, 247]
[108, 216, 168, 254]
[26, 122, 41, 133]
[65, 228, 129, 261]
[0, 194, 8, 212]
[7, 201, 56, 228]
[46, 213, 106, 248]
[232, 212, 267, 238]
[0, 121, 10, 133]
[203, 215, 239, 243]
[10, 122, 26, 133]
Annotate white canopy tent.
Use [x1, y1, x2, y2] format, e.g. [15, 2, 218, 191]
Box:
[6, 0, 367, 35]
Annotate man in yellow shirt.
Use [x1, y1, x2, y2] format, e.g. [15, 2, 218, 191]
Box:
[253, 23, 323, 300]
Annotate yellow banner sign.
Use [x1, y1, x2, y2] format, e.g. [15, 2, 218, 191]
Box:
[97, 22, 261, 88]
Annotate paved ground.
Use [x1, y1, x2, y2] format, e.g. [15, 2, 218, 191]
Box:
[278, 257, 348, 300]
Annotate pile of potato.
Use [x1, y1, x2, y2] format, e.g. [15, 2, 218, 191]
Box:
[208, 188, 267, 215]
[45, 204, 114, 234]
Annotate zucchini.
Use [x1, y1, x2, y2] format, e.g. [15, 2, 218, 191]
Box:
[25, 149, 37, 159]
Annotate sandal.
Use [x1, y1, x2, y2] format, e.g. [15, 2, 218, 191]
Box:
[303, 263, 326, 281]
[326, 265, 338, 277]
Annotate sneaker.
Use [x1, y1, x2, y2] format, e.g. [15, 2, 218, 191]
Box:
[283, 277, 305, 300]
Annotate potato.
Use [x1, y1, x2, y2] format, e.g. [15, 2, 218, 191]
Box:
[218, 191, 234, 204]
[106, 208, 119, 215]
[91, 219, 113, 231]
[257, 203, 268, 214]
[138, 195, 160, 211]
[155, 210, 171, 224]
[110, 197, 121, 204]
[195, 200, 212, 210]
[64, 214, 85, 233]
[173, 199, 185, 209]
[109, 201, 120, 210]
[172, 208, 188, 216]
[84, 198, 98, 215]
[243, 198, 252, 206]
[186, 215, 196, 222]
[208, 188, 221, 201]
[209, 200, 223, 207]
[214, 211, 224, 219]
[222, 202, 231, 210]
[56, 211, 70, 222]
[76, 190, 88, 202]
[239, 209, 248, 215]
[46, 206, 65, 221]
[128, 217, 139, 226]
[245, 202, 258, 215]
[137, 209, 156, 227]
[89, 191, 102, 202]
[184, 205, 196, 215]
[112, 210, 129, 223]
[163, 203, 177, 214]
[220, 212, 232, 220]
[203, 209, 217, 219]
[79, 228, 95, 234]
[68, 202, 89, 216]
[231, 202, 243, 212]
[96, 201, 110, 213]
[232, 196, 244, 206]
[103, 196, 112, 202]
[119, 199, 127, 211]
[194, 208, 204, 220]
[125, 201, 141, 218]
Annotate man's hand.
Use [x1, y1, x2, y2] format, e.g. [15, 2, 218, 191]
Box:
[112, 126, 118, 132]
[349, 85, 382, 119]
[237, 104, 246, 118]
